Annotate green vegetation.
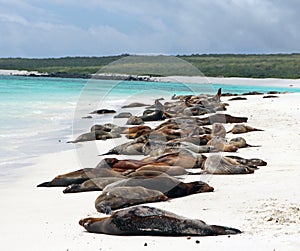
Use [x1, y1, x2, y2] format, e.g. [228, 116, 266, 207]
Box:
[0, 53, 300, 78]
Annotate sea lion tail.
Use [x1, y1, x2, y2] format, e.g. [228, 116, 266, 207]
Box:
[210, 225, 242, 235]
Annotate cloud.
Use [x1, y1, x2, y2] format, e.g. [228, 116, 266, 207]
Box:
[0, 0, 299, 57]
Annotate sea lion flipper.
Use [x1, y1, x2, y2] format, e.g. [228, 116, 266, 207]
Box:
[210, 225, 242, 235]
[37, 181, 51, 187]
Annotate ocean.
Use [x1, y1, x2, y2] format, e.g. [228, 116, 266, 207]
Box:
[1, 75, 299, 175]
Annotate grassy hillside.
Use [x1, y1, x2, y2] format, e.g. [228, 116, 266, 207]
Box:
[0, 53, 300, 78]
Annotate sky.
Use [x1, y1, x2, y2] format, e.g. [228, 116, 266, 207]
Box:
[0, 0, 300, 58]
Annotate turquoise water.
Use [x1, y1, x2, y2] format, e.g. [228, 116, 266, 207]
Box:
[0, 75, 299, 175]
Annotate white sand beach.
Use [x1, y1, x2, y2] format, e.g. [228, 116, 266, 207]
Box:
[1, 82, 300, 251]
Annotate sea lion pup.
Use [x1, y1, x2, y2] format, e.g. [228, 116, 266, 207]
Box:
[203, 155, 255, 174]
[63, 177, 126, 193]
[104, 175, 213, 198]
[226, 155, 267, 166]
[207, 137, 238, 152]
[211, 123, 227, 138]
[227, 124, 264, 134]
[37, 168, 124, 187]
[229, 137, 261, 148]
[95, 186, 168, 213]
[79, 205, 242, 236]
[142, 149, 206, 169]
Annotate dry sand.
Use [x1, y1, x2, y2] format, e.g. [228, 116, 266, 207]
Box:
[0, 84, 300, 250]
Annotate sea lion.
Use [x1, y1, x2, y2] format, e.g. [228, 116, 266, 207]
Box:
[37, 168, 124, 187]
[100, 141, 147, 155]
[227, 124, 263, 134]
[104, 175, 214, 198]
[263, 95, 279, 98]
[203, 155, 255, 174]
[229, 137, 260, 148]
[122, 102, 150, 108]
[95, 186, 168, 213]
[126, 170, 172, 178]
[134, 165, 191, 176]
[63, 177, 126, 193]
[142, 149, 206, 169]
[79, 205, 242, 236]
[200, 114, 248, 125]
[126, 116, 144, 125]
[121, 126, 152, 134]
[225, 155, 267, 166]
[228, 97, 247, 101]
[90, 109, 116, 114]
[211, 123, 227, 138]
[113, 112, 132, 118]
[207, 137, 238, 152]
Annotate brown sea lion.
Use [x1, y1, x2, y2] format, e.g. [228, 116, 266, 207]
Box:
[229, 137, 260, 148]
[67, 131, 121, 143]
[95, 186, 168, 213]
[142, 149, 206, 169]
[37, 168, 124, 187]
[95, 158, 150, 170]
[134, 165, 191, 176]
[207, 137, 238, 152]
[211, 123, 227, 138]
[203, 155, 255, 174]
[63, 177, 126, 193]
[227, 124, 263, 134]
[126, 170, 172, 178]
[104, 175, 214, 198]
[79, 205, 242, 236]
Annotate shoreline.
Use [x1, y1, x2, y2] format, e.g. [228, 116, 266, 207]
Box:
[1, 90, 300, 250]
[1, 69, 300, 89]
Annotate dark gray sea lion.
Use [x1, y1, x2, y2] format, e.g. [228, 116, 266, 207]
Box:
[207, 137, 238, 152]
[229, 137, 260, 148]
[113, 112, 132, 118]
[90, 109, 116, 114]
[79, 205, 242, 236]
[200, 114, 248, 125]
[228, 97, 247, 101]
[37, 168, 124, 187]
[126, 116, 144, 125]
[203, 155, 255, 174]
[122, 102, 150, 108]
[95, 186, 168, 213]
[227, 124, 263, 134]
[63, 177, 126, 193]
[67, 131, 121, 143]
[104, 175, 214, 198]
[263, 95, 279, 98]
[242, 91, 264, 95]
[100, 141, 147, 156]
[139, 110, 164, 121]
[225, 155, 267, 166]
